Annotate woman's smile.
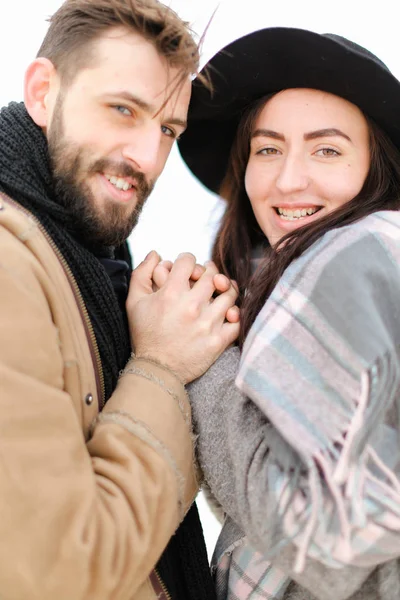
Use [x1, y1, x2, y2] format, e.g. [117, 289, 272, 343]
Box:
[245, 88, 370, 246]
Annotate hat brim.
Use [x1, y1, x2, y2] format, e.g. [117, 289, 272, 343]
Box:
[178, 27, 400, 195]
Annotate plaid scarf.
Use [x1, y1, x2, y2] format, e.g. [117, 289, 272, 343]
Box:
[214, 537, 289, 599]
[215, 211, 400, 598]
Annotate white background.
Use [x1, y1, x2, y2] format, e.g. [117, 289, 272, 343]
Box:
[1, 0, 398, 557]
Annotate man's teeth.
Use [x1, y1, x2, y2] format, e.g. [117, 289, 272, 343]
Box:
[105, 174, 133, 191]
[277, 207, 318, 220]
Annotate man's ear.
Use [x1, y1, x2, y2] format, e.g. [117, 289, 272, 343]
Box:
[24, 58, 59, 129]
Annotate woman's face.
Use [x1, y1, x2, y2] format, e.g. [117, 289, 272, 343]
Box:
[245, 88, 370, 246]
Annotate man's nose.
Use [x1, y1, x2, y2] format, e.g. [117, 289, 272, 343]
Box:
[122, 127, 161, 175]
[275, 155, 309, 194]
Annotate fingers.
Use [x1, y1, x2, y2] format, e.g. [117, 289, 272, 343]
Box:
[127, 250, 160, 308]
[127, 252, 241, 383]
[190, 260, 219, 302]
[152, 260, 173, 291]
[153, 259, 205, 292]
[226, 305, 240, 324]
[191, 263, 206, 282]
[213, 273, 231, 293]
[213, 274, 239, 295]
[212, 275, 240, 322]
[210, 279, 239, 321]
[161, 260, 174, 272]
[221, 320, 241, 347]
[166, 252, 197, 288]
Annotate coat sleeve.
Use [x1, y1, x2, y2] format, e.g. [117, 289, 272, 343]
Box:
[0, 232, 196, 600]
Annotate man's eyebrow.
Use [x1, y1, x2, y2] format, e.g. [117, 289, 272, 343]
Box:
[166, 117, 187, 131]
[107, 90, 187, 130]
[112, 91, 155, 114]
[304, 128, 352, 142]
[252, 129, 285, 141]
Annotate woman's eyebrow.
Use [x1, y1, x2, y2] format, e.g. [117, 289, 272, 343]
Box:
[304, 128, 352, 142]
[252, 129, 285, 141]
[251, 127, 352, 143]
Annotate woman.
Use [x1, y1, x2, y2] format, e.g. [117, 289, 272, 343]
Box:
[177, 27, 400, 600]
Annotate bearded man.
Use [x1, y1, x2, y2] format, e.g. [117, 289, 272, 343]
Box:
[0, 1, 239, 598]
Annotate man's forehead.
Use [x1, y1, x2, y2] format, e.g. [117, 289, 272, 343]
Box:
[162, 77, 192, 119]
[82, 29, 191, 91]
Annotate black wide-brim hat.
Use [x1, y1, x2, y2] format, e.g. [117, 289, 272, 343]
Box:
[178, 27, 400, 195]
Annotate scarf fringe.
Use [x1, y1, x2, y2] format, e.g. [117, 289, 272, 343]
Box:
[260, 348, 400, 573]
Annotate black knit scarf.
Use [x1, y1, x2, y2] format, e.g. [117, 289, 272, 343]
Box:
[0, 102, 215, 600]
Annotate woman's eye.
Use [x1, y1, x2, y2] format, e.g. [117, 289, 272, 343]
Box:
[161, 125, 177, 139]
[114, 106, 132, 116]
[256, 147, 280, 156]
[315, 147, 340, 157]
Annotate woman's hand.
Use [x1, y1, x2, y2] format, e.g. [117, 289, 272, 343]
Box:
[126, 251, 240, 383]
[152, 259, 240, 324]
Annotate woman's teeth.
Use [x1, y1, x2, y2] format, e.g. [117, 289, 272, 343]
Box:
[277, 207, 319, 220]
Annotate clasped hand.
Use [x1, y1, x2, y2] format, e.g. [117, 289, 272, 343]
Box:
[126, 251, 240, 384]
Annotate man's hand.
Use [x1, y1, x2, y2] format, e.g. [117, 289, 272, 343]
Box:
[152, 259, 240, 324]
[126, 251, 240, 383]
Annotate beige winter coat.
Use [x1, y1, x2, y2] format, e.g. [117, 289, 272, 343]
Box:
[0, 193, 198, 600]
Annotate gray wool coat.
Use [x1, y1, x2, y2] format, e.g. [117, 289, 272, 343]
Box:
[189, 347, 400, 600]
[189, 213, 400, 599]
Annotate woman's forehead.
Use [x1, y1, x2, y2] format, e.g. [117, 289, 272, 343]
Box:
[255, 88, 368, 133]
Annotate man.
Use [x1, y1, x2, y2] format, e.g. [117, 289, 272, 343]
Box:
[0, 1, 239, 599]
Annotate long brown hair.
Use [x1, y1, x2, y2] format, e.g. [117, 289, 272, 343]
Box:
[212, 94, 400, 346]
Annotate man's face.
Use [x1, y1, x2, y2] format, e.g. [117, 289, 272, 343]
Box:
[46, 27, 191, 247]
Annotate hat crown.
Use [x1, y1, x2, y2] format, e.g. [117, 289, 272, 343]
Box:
[323, 33, 390, 72]
[179, 27, 400, 195]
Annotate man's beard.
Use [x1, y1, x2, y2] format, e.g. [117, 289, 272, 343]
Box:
[47, 97, 154, 248]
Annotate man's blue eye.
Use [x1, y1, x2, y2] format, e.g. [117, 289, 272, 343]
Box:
[161, 125, 176, 138]
[115, 106, 131, 116]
